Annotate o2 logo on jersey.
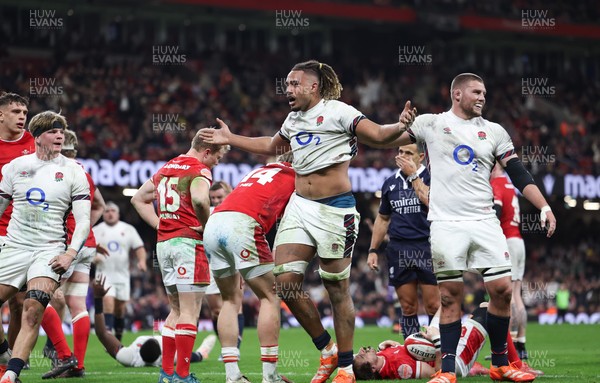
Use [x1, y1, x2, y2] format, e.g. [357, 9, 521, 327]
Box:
[26, 187, 49, 211]
[295, 131, 321, 146]
[453, 145, 479, 172]
[107, 240, 120, 252]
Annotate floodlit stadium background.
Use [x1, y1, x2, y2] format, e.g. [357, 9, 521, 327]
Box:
[1, 0, 599, 329]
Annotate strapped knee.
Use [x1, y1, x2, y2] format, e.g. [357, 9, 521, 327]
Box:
[318, 264, 351, 281]
[25, 290, 52, 308]
[63, 282, 89, 297]
[272, 261, 309, 277]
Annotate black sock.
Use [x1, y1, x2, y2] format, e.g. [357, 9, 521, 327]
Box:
[337, 350, 353, 368]
[115, 317, 125, 341]
[0, 339, 8, 354]
[44, 337, 54, 350]
[7, 358, 26, 376]
[487, 312, 510, 367]
[428, 314, 434, 325]
[515, 341, 524, 351]
[237, 313, 244, 348]
[440, 320, 461, 373]
[401, 315, 420, 340]
[190, 352, 202, 363]
[471, 307, 488, 328]
[104, 313, 114, 331]
[312, 331, 331, 351]
[212, 318, 219, 337]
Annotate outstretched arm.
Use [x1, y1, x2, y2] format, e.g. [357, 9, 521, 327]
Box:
[199, 118, 290, 156]
[355, 101, 417, 148]
[93, 275, 123, 358]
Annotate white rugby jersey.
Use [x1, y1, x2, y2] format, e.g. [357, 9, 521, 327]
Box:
[93, 221, 144, 281]
[278, 99, 364, 175]
[115, 335, 162, 367]
[408, 111, 514, 221]
[0, 153, 90, 250]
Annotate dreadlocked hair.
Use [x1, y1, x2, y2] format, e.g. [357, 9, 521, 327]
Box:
[292, 60, 342, 100]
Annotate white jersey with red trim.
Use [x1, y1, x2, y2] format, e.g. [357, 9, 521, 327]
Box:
[408, 111, 514, 221]
[278, 99, 364, 175]
[115, 335, 162, 367]
[0, 153, 90, 250]
[93, 221, 144, 282]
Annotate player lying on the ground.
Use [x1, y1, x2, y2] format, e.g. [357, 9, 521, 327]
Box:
[92, 275, 215, 367]
[353, 306, 542, 380]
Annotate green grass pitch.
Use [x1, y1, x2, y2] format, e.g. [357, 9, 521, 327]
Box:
[18, 323, 600, 383]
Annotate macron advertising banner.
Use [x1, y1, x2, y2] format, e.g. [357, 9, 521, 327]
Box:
[78, 158, 599, 198]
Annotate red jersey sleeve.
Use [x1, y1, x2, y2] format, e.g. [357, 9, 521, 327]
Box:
[0, 132, 36, 236]
[491, 176, 521, 239]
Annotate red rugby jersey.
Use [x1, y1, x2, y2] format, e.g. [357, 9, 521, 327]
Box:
[214, 162, 295, 232]
[378, 345, 435, 380]
[0, 131, 35, 236]
[152, 155, 212, 242]
[491, 175, 522, 239]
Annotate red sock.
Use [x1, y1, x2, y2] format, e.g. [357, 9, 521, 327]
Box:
[175, 323, 197, 378]
[162, 326, 176, 375]
[41, 306, 72, 359]
[72, 312, 90, 369]
[506, 332, 522, 368]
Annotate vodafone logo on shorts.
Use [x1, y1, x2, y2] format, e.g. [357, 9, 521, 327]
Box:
[240, 249, 250, 259]
[177, 267, 187, 276]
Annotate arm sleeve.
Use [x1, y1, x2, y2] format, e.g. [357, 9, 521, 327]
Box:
[0, 164, 13, 216]
[70, 168, 91, 252]
[129, 225, 145, 249]
[336, 101, 365, 135]
[278, 115, 292, 141]
[407, 114, 430, 144]
[493, 124, 516, 160]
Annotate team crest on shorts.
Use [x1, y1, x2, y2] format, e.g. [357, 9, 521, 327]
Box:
[331, 243, 339, 253]
[504, 251, 510, 260]
[55, 172, 64, 182]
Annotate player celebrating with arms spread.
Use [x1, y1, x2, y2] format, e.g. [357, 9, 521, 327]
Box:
[200, 59, 416, 383]
[0, 111, 91, 383]
[390, 73, 555, 383]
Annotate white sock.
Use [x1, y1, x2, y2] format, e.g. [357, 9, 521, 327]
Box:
[261, 345, 278, 379]
[322, 343, 337, 357]
[222, 347, 241, 380]
[339, 365, 353, 374]
[516, 337, 526, 343]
